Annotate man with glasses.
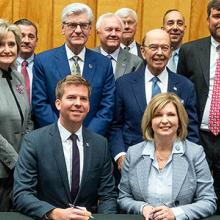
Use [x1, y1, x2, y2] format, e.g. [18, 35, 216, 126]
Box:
[109, 29, 199, 181]
[115, 8, 143, 59]
[32, 3, 115, 136]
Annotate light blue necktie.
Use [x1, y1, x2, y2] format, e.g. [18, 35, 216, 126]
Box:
[151, 76, 161, 97]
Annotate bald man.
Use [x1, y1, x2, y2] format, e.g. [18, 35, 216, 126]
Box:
[108, 29, 199, 182]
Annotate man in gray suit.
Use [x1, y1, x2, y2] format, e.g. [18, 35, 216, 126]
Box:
[94, 13, 143, 79]
[13, 75, 117, 219]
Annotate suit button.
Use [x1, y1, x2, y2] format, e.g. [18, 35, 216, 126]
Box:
[174, 200, 179, 206]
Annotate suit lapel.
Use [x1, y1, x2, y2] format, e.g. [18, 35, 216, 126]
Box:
[136, 155, 152, 201]
[54, 45, 71, 78]
[83, 49, 96, 83]
[197, 37, 211, 87]
[77, 128, 92, 193]
[50, 124, 71, 201]
[172, 153, 188, 201]
[115, 48, 127, 78]
[131, 69, 147, 113]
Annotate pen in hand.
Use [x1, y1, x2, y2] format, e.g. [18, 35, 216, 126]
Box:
[69, 203, 95, 219]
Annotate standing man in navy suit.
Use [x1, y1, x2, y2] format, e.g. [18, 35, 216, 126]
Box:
[32, 3, 115, 136]
[13, 75, 117, 219]
[109, 29, 199, 176]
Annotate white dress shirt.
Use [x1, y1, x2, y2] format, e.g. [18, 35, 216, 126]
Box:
[57, 120, 84, 189]
[121, 40, 139, 56]
[144, 66, 168, 104]
[201, 37, 220, 130]
[65, 44, 85, 75]
[16, 55, 34, 100]
[100, 47, 120, 74]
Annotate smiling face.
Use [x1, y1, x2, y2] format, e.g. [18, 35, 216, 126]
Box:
[208, 8, 220, 42]
[0, 31, 18, 70]
[163, 10, 186, 49]
[62, 12, 92, 54]
[97, 15, 123, 54]
[151, 102, 179, 140]
[141, 29, 171, 75]
[55, 84, 90, 132]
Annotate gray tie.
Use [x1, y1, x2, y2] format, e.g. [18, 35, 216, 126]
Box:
[72, 56, 81, 75]
[168, 51, 178, 72]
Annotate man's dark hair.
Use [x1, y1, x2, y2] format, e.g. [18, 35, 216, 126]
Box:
[207, 0, 220, 17]
[162, 9, 183, 25]
[14, 18, 38, 36]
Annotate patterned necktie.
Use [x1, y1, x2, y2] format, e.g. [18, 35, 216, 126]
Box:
[21, 60, 30, 103]
[151, 76, 161, 97]
[69, 133, 80, 201]
[72, 56, 81, 75]
[209, 49, 220, 136]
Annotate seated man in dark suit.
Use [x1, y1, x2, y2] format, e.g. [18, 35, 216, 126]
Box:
[109, 29, 200, 177]
[13, 75, 117, 219]
[32, 3, 115, 136]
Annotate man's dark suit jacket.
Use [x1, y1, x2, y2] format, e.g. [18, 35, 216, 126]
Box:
[177, 36, 211, 124]
[32, 45, 115, 135]
[109, 67, 200, 158]
[13, 123, 117, 219]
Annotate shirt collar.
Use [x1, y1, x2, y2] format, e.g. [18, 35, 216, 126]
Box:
[100, 47, 120, 61]
[17, 54, 35, 65]
[142, 139, 184, 160]
[145, 66, 168, 84]
[65, 44, 85, 62]
[211, 36, 220, 50]
[57, 119, 83, 143]
[120, 40, 136, 49]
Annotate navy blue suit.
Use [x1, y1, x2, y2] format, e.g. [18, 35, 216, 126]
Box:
[109, 67, 200, 158]
[32, 45, 115, 135]
[13, 124, 117, 219]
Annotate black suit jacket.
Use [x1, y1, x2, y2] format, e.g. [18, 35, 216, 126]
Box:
[13, 123, 117, 219]
[177, 36, 211, 123]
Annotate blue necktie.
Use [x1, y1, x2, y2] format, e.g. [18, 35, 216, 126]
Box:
[151, 76, 161, 97]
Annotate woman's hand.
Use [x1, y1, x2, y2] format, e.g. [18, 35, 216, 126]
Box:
[143, 205, 154, 220]
[151, 206, 175, 220]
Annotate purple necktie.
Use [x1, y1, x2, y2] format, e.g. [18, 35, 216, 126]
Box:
[69, 133, 80, 201]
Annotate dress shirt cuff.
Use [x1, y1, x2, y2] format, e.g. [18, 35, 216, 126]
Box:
[114, 152, 126, 162]
[172, 207, 187, 220]
[140, 203, 149, 215]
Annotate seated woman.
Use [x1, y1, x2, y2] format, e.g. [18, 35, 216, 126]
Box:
[0, 19, 32, 211]
[118, 93, 216, 220]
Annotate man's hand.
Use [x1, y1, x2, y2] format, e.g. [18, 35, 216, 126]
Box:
[151, 206, 175, 220]
[117, 155, 126, 172]
[47, 207, 92, 220]
[142, 205, 154, 220]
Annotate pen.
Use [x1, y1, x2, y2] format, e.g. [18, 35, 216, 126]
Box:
[69, 203, 95, 219]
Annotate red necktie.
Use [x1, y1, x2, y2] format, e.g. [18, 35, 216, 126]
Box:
[209, 49, 220, 135]
[21, 60, 30, 103]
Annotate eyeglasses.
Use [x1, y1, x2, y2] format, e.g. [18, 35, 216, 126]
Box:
[143, 44, 170, 52]
[63, 22, 91, 31]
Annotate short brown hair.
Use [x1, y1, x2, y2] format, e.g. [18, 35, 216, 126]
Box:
[56, 74, 91, 99]
[141, 93, 188, 141]
[207, 0, 220, 17]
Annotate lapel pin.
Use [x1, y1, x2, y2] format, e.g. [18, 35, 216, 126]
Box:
[85, 142, 90, 147]
[89, 64, 92, 69]
[173, 86, 177, 91]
